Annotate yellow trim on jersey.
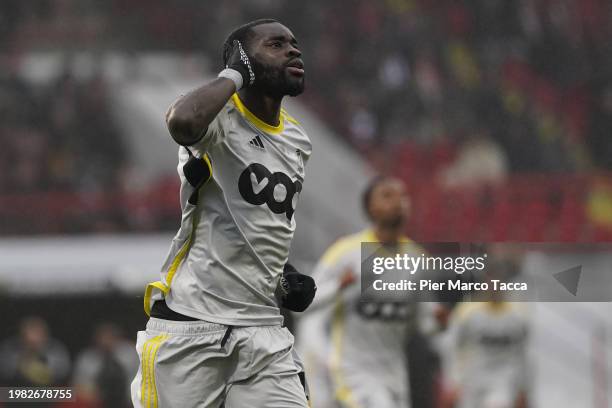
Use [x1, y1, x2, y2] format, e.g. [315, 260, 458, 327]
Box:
[321, 232, 367, 267]
[231, 93, 285, 134]
[321, 228, 413, 267]
[141, 334, 170, 408]
[232, 94, 285, 134]
[200, 153, 213, 182]
[281, 108, 301, 125]
[362, 228, 412, 244]
[164, 218, 198, 288]
[144, 211, 201, 316]
[330, 299, 362, 408]
[143, 281, 169, 316]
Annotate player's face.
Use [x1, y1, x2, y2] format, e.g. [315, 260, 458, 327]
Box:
[369, 179, 410, 229]
[247, 23, 305, 97]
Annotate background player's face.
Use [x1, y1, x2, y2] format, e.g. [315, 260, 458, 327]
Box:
[369, 179, 410, 229]
[247, 23, 304, 97]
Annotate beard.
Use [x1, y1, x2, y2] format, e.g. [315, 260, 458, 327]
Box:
[250, 58, 305, 97]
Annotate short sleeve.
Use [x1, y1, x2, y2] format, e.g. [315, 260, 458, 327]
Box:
[190, 103, 231, 155]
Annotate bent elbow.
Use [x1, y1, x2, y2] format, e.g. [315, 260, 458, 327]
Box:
[166, 110, 199, 146]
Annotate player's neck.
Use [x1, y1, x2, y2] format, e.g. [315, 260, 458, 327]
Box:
[372, 225, 402, 245]
[238, 89, 282, 127]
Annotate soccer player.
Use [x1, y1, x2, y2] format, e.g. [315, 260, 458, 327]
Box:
[299, 176, 424, 408]
[443, 274, 530, 408]
[130, 19, 315, 408]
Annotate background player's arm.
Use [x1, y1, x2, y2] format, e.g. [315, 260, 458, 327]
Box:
[307, 254, 356, 312]
[441, 304, 471, 408]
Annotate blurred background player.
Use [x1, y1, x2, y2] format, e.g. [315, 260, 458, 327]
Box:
[72, 323, 138, 408]
[0, 316, 70, 388]
[298, 176, 429, 408]
[131, 19, 313, 408]
[442, 253, 530, 408]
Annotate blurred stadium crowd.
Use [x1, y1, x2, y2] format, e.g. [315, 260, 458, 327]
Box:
[2, 0, 612, 239]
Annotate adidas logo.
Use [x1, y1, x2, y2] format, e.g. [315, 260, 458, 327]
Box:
[249, 135, 265, 149]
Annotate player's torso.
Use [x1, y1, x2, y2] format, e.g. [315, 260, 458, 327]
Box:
[462, 304, 528, 370]
[332, 233, 418, 368]
[165, 98, 311, 325]
[205, 109, 308, 273]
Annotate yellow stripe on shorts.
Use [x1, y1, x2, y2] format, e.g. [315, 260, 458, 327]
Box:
[141, 334, 170, 408]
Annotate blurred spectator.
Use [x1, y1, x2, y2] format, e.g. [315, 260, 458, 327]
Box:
[0, 316, 70, 386]
[588, 85, 612, 169]
[0, 69, 125, 194]
[440, 129, 508, 189]
[72, 323, 138, 408]
[0, 66, 127, 234]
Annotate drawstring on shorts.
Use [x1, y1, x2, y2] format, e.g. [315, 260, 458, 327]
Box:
[221, 325, 233, 348]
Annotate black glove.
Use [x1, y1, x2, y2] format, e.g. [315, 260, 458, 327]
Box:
[183, 155, 211, 189]
[183, 150, 212, 204]
[280, 263, 317, 312]
[226, 40, 255, 88]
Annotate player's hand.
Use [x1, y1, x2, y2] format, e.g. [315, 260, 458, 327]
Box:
[280, 263, 317, 312]
[339, 267, 357, 289]
[226, 40, 255, 88]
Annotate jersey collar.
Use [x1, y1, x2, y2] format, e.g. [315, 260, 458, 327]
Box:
[362, 228, 411, 243]
[231, 94, 284, 135]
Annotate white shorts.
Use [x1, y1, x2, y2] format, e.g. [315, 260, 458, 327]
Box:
[131, 318, 308, 408]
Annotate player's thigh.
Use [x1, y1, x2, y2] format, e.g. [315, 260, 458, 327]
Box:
[224, 340, 308, 408]
[224, 370, 308, 408]
[132, 328, 228, 408]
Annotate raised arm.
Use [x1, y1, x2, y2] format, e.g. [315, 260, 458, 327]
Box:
[166, 40, 255, 146]
[166, 78, 236, 146]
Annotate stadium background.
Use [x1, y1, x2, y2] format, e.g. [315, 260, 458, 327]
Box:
[0, 1, 611, 407]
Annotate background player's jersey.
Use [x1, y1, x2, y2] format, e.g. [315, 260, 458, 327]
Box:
[302, 229, 421, 406]
[447, 302, 529, 407]
[145, 94, 311, 326]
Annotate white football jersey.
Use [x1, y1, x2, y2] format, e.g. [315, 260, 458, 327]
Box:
[144, 94, 311, 326]
[447, 302, 529, 407]
[300, 229, 421, 407]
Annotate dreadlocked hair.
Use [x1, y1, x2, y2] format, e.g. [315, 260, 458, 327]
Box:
[222, 18, 279, 68]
